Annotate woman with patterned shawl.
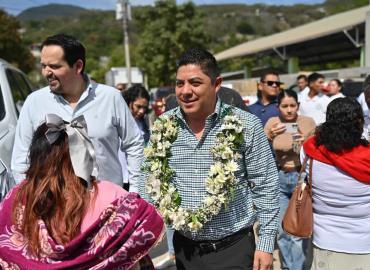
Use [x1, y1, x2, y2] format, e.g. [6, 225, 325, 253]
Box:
[0, 114, 164, 270]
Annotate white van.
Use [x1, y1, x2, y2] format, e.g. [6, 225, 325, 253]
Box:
[0, 59, 33, 200]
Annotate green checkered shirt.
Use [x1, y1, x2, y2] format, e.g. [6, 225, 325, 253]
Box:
[139, 100, 279, 253]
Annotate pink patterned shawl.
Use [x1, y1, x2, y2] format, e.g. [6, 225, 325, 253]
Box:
[0, 185, 164, 270]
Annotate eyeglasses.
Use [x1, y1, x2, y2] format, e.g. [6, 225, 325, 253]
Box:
[262, 80, 282, 87]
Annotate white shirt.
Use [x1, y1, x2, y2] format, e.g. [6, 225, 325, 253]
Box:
[329, 92, 344, 101]
[299, 92, 330, 125]
[11, 79, 144, 192]
[358, 92, 369, 111]
[297, 86, 309, 103]
[363, 109, 370, 140]
[301, 150, 370, 253]
[358, 93, 370, 140]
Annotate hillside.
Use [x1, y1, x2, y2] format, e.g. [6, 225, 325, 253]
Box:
[17, 4, 86, 21]
[16, 0, 369, 84]
[18, 3, 327, 53]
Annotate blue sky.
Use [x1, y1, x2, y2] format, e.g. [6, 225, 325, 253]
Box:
[1, 0, 325, 15]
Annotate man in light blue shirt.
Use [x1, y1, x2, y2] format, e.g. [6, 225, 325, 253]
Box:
[11, 34, 143, 191]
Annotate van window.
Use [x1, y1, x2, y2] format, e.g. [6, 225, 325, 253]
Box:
[5, 69, 32, 115]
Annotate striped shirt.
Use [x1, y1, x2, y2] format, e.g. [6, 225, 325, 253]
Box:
[139, 100, 279, 253]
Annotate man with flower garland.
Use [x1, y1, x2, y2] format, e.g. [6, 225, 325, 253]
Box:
[139, 48, 279, 270]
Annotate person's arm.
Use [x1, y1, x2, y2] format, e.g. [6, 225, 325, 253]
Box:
[244, 116, 279, 265]
[11, 95, 35, 183]
[115, 92, 144, 193]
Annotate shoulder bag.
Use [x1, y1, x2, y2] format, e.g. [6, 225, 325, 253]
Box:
[282, 156, 313, 238]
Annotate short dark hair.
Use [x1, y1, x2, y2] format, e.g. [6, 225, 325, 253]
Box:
[177, 48, 220, 83]
[315, 97, 368, 152]
[307, 72, 325, 85]
[122, 84, 150, 105]
[330, 79, 342, 89]
[41, 34, 86, 73]
[296, 74, 307, 81]
[277, 89, 298, 105]
[260, 70, 279, 82]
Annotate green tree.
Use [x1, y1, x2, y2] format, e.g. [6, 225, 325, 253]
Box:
[0, 10, 35, 72]
[135, 0, 210, 87]
[236, 21, 255, 35]
[324, 0, 368, 14]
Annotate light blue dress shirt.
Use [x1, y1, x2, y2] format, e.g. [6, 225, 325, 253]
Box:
[11, 79, 144, 192]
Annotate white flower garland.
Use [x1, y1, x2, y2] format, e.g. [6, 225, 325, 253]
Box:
[144, 110, 244, 232]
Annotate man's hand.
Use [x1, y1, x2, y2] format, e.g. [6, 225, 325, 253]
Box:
[253, 250, 273, 270]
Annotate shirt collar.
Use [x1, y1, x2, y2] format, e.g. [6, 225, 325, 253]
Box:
[81, 75, 94, 99]
[53, 74, 94, 104]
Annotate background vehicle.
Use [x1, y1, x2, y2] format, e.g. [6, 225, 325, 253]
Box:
[0, 59, 34, 200]
[105, 67, 145, 88]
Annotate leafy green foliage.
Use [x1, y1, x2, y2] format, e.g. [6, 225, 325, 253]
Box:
[11, 0, 370, 85]
[135, 0, 210, 87]
[236, 22, 255, 35]
[325, 0, 369, 14]
[0, 10, 35, 73]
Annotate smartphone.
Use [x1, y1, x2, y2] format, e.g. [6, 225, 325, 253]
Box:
[284, 123, 298, 133]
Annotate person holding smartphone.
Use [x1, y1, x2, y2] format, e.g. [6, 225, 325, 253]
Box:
[264, 89, 316, 270]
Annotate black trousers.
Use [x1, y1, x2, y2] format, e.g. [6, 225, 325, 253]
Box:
[173, 228, 256, 270]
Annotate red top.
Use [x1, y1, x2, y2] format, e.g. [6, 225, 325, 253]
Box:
[303, 136, 370, 183]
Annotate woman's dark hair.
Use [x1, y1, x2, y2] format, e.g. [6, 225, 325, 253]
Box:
[12, 123, 96, 256]
[315, 97, 368, 152]
[122, 84, 150, 105]
[277, 89, 298, 105]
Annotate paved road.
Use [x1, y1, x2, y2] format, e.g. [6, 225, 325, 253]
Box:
[150, 234, 176, 270]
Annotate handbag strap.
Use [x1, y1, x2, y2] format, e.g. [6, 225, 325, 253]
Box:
[297, 155, 309, 183]
[297, 155, 314, 185]
[297, 155, 314, 196]
[308, 157, 313, 192]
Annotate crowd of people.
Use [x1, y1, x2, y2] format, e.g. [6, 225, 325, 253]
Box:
[0, 33, 369, 270]
[251, 69, 370, 270]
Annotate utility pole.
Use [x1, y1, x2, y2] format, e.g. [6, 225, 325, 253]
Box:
[116, 0, 132, 86]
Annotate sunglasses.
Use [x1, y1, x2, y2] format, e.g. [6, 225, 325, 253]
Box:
[262, 80, 282, 87]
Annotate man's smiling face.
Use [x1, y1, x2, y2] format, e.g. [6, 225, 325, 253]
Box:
[175, 64, 221, 119]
